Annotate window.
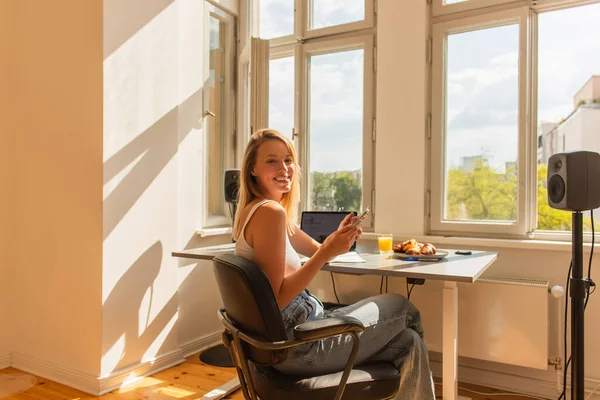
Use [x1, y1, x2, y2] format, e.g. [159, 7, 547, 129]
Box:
[203, 3, 236, 228]
[431, 8, 527, 236]
[261, 0, 375, 226]
[268, 56, 295, 140]
[536, 2, 600, 233]
[430, 0, 600, 239]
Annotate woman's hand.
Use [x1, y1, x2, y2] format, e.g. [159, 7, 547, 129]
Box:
[318, 225, 360, 260]
[337, 212, 355, 230]
[337, 212, 363, 242]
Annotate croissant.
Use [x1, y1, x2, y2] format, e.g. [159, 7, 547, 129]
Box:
[420, 243, 436, 255]
[392, 243, 404, 253]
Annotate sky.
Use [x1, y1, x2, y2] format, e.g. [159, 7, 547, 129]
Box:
[264, 0, 600, 173]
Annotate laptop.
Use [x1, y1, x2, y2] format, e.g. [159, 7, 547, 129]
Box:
[300, 211, 358, 251]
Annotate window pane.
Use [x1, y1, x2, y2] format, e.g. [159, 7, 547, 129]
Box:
[443, 24, 519, 222]
[309, 49, 363, 212]
[208, 16, 226, 217]
[310, 0, 364, 30]
[537, 3, 600, 232]
[269, 57, 294, 140]
[260, 0, 293, 39]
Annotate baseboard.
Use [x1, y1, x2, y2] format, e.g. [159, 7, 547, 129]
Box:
[11, 348, 187, 396]
[98, 348, 186, 395]
[429, 352, 600, 399]
[180, 331, 222, 358]
[11, 352, 100, 395]
[0, 353, 12, 369]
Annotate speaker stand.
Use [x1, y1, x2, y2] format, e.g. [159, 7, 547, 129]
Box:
[571, 211, 587, 399]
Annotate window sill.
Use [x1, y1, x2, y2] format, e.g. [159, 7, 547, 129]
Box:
[196, 227, 233, 237]
[361, 232, 600, 252]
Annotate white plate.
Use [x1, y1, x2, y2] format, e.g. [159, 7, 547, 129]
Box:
[392, 250, 449, 261]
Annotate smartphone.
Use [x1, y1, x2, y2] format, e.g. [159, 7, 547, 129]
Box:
[351, 207, 370, 228]
[455, 250, 472, 255]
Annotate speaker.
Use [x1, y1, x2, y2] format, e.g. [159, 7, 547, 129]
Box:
[547, 151, 600, 211]
[224, 169, 240, 203]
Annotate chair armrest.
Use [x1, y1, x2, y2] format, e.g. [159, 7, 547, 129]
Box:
[294, 316, 365, 341]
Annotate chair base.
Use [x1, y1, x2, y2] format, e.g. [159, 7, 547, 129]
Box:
[199, 344, 234, 368]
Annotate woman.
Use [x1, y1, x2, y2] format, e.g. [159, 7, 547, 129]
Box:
[233, 129, 435, 399]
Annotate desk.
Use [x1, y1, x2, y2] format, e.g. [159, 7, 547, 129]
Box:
[173, 244, 497, 400]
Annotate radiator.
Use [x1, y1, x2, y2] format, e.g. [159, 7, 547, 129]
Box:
[455, 276, 549, 370]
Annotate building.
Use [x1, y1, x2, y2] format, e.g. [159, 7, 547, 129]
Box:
[538, 76, 600, 164]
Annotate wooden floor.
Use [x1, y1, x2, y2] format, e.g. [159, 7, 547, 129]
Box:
[0, 353, 541, 400]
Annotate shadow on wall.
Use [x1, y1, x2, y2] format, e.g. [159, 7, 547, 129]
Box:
[102, 241, 180, 372]
[103, 0, 175, 60]
[103, 84, 204, 241]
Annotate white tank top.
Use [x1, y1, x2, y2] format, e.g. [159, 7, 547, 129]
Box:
[234, 199, 302, 271]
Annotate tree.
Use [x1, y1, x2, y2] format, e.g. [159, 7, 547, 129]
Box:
[446, 161, 597, 231]
[332, 172, 362, 212]
[446, 159, 517, 221]
[311, 171, 333, 210]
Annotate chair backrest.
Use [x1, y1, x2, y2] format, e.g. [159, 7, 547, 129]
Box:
[212, 253, 288, 365]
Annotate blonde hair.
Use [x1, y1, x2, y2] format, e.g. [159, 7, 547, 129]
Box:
[233, 129, 301, 238]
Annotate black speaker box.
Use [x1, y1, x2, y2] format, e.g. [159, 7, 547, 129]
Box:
[547, 151, 600, 212]
[224, 169, 240, 203]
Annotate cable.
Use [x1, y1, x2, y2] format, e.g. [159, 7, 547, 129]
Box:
[559, 212, 596, 400]
[407, 283, 415, 300]
[558, 261, 572, 400]
[330, 272, 340, 304]
[585, 211, 595, 309]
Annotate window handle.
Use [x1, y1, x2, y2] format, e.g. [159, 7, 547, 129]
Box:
[204, 110, 216, 118]
[292, 128, 299, 140]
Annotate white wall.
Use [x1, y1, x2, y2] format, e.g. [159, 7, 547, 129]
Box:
[102, 0, 236, 376]
[375, 0, 428, 236]
[6, 0, 104, 377]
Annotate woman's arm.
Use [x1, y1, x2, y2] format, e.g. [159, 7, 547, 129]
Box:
[289, 226, 321, 257]
[250, 203, 357, 309]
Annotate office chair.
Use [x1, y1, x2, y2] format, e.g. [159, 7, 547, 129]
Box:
[212, 253, 401, 400]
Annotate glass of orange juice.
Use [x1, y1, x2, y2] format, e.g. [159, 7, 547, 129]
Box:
[378, 234, 394, 254]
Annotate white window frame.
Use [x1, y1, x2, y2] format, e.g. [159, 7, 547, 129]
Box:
[261, 1, 377, 228]
[202, 2, 238, 229]
[303, 0, 375, 39]
[430, 7, 530, 237]
[298, 34, 375, 226]
[259, 0, 376, 45]
[432, 0, 527, 17]
[527, 0, 600, 242]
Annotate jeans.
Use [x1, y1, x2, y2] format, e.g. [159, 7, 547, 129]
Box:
[276, 291, 435, 400]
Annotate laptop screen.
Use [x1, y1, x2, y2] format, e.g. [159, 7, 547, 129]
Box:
[300, 211, 358, 250]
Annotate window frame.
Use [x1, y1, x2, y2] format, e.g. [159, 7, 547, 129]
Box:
[298, 34, 375, 226]
[430, 7, 530, 237]
[430, 0, 600, 242]
[303, 0, 375, 40]
[202, 2, 238, 229]
[262, 0, 377, 228]
[528, 0, 600, 242]
[432, 0, 527, 17]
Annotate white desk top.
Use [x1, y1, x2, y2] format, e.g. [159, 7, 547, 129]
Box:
[173, 243, 497, 283]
